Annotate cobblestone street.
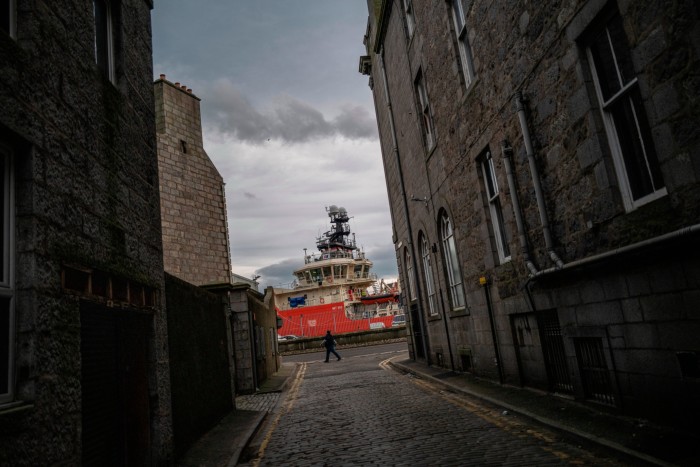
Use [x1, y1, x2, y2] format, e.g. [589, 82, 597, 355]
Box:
[240, 351, 627, 466]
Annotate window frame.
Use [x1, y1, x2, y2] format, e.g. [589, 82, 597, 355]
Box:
[402, 0, 415, 39]
[481, 150, 511, 263]
[94, 0, 116, 83]
[404, 248, 416, 302]
[0, 144, 14, 405]
[419, 234, 437, 316]
[440, 212, 465, 310]
[1, 0, 16, 39]
[450, 0, 476, 89]
[585, 11, 666, 211]
[415, 70, 436, 151]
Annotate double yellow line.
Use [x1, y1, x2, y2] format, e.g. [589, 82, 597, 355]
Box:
[250, 363, 307, 466]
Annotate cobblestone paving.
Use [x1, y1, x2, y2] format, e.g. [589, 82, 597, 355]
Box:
[236, 393, 281, 413]
[241, 353, 626, 466]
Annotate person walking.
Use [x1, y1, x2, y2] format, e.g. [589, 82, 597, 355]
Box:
[322, 330, 341, 362]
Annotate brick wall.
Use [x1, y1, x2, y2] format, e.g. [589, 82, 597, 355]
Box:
[165, 273, 233, 458]
[155, 77, 232, 287]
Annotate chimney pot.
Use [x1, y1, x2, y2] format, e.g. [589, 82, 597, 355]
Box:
[159, 74, 166, 80]
[174, 82, 180, 87]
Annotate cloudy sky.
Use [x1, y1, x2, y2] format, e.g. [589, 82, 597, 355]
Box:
[151, 1, 397, 290]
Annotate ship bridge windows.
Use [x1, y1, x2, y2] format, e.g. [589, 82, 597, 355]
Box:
[334, 265, 345, 280]
[310, 268, 321, 283]
[322, 267, 332, 280]
[354, 265, 363, 279]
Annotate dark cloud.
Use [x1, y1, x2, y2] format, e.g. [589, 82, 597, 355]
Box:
[203, 79, 377, 144]
[332, 105, 378, 139]
[256, 258, 303, 289]
[243, 191, 257, 200]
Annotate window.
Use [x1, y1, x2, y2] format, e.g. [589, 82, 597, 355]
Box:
[450, 0, 476, 88]
[415, 70, 436, 150]
[0, 145, 14, 404]
[420, 234, 437, 316]
[404, 249, 416, 301]
[440, 212, 465, 309]
[402, 0, 415, 39]
[94, 0, 115, 83]
[1, 0, 15, 38]
[481, 150, 511, 263]
[586, 9, 665, 211]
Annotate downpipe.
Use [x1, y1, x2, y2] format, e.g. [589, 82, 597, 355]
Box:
[501, 140, 539, 276]
[481, 276, 504, 384]
[514, 91, 564, 269]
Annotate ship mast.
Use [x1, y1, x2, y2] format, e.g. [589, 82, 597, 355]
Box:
[316, 205, 356, 255]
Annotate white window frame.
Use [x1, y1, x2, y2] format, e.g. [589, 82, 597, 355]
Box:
[586, 13, 666, 212]
[1, 0, 16, 39]
[0, 144, 15, 405]
[405, 249, 416, 301]
[450, 0, 476, 88]
[415, 70, 436, 150]
[440, 213, 465, 310]
[402, 0, 415, 39]
[481, 151, 511, 263]
[420, 235, 437, 316]
[94, 0, 116, 83]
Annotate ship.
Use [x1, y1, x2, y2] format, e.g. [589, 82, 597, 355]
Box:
[273, 205, 403, 338]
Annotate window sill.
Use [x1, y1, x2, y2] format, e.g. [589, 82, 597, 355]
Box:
[449, 307, 470, 318]
[460, 76, 480, 105]
[427, 313, 441, 321]
[0, 401, 33, 417]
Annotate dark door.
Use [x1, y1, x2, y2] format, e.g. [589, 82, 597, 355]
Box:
[81, 302, 151, 466]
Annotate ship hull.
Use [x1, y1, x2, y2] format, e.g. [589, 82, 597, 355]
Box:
[277, 302, 394, 338]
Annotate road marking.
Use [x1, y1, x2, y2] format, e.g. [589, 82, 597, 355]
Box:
[251, 362, 307, 466]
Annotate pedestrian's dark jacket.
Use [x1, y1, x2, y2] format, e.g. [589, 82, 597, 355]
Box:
[323, 334, 336, 348]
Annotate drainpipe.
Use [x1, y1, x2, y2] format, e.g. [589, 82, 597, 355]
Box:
[501, 140, 539, 276]
[438, 289, 455, 371]
[514, 91, 563, 269]
[481, 276, 504, 384]
[378, 48, 430, 364]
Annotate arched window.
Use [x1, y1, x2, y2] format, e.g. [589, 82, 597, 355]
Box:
[440, 212, 465, 309]
[420, 234, 437, 316]
[404, 248, 416, 301]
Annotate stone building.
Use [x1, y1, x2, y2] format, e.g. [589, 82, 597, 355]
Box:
[155, 75, 233, 287]
[361, 0, 699, 428]
[1, 0, 173, 464]
[154, 75, 280, 396]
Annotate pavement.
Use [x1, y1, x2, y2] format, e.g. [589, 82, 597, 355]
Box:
[177, 356, 700, 466]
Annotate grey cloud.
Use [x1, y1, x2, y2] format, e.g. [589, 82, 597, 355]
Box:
[243, 191, 257, 200]
[256, 258, 302, 289]
[203, 80, 377, 144]
[332, 105, 377, 139]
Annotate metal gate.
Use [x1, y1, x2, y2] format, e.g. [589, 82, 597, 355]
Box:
[537, 310, 573, 394]
[574, 337, 616, 406]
